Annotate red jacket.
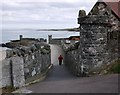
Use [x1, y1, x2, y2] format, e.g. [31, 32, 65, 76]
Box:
[58, 55, 63, 61]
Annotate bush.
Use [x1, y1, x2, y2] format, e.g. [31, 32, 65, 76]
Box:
[108, 60, 120, 73]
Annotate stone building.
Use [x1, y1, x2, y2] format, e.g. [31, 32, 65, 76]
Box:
[48, 35, 65, 45]
[48, 35, 80, 45]
[78, 0, 120, 71]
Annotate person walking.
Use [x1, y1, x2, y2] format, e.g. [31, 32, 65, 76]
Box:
[58, 55, 63, 65]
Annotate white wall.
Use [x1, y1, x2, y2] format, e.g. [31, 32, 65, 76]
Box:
[50, 44, 64, 66]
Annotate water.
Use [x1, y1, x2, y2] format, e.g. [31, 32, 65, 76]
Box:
[1, 29, 80, 43]
[1, 29, 79, 60]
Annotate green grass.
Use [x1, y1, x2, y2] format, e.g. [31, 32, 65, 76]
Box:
[107, 60, 120, 73]
[90, 59, 120, 75]
[2, 86, 18, 93]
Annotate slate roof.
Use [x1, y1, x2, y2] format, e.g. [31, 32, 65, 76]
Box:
[99, 0, 120, 18]
[103, 0, 120, 18]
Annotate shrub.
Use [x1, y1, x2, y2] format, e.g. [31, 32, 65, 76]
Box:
[108, 60, 120, 73]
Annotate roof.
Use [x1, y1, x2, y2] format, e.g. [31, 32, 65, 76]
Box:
[52, 36, 80, 41]
[104, 0, 120, 18]
[99, 0, 120, 18]
[66, 36, 80, 41]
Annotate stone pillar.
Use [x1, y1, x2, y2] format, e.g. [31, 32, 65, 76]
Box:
[11, 56, 25, 88]
[48, 35, 52, 44]
[19, 35, 23, 40]
[78, 15, 110, 71]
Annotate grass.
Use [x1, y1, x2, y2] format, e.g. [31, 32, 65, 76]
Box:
[89, 59, 120, 76]
[99, 59, 120, 75]
[107, 59, 120, 74]
[2, 86, 18, 93]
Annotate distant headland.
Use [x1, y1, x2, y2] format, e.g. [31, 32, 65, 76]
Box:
[36, 27, 80, 32]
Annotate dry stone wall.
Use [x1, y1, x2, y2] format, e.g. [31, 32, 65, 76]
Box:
[64, 49, 81, 76]
[0, 43, 51, 88]
[62, 42, 82, 76]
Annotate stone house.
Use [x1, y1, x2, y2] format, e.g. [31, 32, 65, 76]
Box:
[48, 35, 80, 45]
[78, 0, 120, 71]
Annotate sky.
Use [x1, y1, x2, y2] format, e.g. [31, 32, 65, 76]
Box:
[0, 0, 98, 43]
[1, 0, 97, 29]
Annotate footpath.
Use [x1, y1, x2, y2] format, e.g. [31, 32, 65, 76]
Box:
[12, 44, 119, 93]
[24, 64, 119, 93]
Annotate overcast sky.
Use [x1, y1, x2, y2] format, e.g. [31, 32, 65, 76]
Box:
[0, 0, 99, 43]
[1, 0, 98, 29]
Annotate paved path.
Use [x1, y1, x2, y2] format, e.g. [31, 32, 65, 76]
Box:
[25, 44, 119, 93]
[26, 64, 119, 93]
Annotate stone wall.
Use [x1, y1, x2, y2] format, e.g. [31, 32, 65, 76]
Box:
[78, 2, 119, 73]
[64, 49, 81, 76]
[49, 39, 63, 45]
[64, 16, 119, 76]
[89, 2, 119, 62]
[1, 56, 25, 88]
[76, 1, 119, 74]
[79, 16, 110, 72]
[48, 35, 65, 45]
[62, 41, 82, 76]
[0, 43, 51, 88]
[64, 2, 119, 76]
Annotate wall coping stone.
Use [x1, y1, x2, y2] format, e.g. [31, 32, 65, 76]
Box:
[78, 15, 111, 26]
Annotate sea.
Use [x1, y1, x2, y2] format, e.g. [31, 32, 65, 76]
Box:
[1, 29, 80, 43]
[0, 29, 79, 59]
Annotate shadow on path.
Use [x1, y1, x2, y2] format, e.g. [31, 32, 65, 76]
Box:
[26, 44, 118, 93]
[45, 64, 76, 82]
[26, 64, 118, 93]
